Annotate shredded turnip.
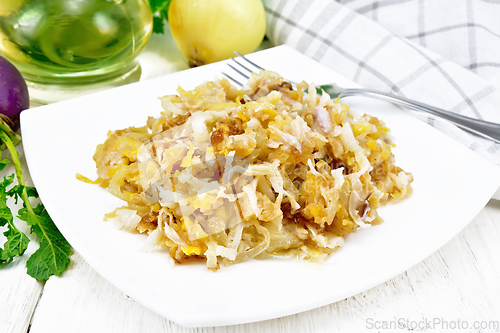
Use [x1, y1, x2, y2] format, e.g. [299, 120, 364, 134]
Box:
[269, 125, 303, 153]
[108, 208, 142, 232]
[315, 106, 332, 133]
[93, 69, 413, 271]
[160, 95, 186, 117]
[141, 228, 163, 252]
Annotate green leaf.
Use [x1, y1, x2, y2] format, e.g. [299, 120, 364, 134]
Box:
[1, 223, 29, 260]
[0, 174, 14, 196]
[7, 185, 38, 204]
[149, 0, 171, 14]
[148, 0, 161, 12]
[0, 249, 13, 268]
[0, 117, 21, 151]
[25, 252, 52, 280]
[153, 16, 165, 34]
[0, 157, 10, 171]
[0, 175, 15, 226]
[0, 116, 72, 280]
[0, 211, 12, 228]
[149, 0, 171, 34]
[0, 198, 13, 228]
[0, 168, 29, 267]
[20, 204, 71, 280]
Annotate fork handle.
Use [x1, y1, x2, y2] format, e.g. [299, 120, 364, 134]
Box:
[340, 89, 500, 144]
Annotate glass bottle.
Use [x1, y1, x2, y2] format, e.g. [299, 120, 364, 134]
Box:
[0, 0, 153, 104]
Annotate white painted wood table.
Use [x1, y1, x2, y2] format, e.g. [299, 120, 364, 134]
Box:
[2, 31, 500, 333]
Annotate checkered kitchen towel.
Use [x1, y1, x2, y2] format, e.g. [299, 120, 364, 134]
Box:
[263, 0, 500, 199]
[263, 0, 500, 165]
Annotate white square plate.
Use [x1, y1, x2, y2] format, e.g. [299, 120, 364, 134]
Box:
[20, 45, 500, 327]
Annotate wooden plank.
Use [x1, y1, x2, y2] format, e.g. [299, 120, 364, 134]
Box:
[0, 148, 44, 333]
[0, 258, 43, 333]
[27, 201, 500, 333]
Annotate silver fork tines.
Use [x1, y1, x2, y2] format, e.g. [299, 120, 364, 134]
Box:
[234, 51, 264, 70]
[223, 52, 500, 144]
[223, 54, 262, 87]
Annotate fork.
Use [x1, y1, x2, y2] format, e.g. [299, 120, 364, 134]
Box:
[223, 52, 500, 144]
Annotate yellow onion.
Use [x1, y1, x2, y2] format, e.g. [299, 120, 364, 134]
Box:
[168, 0, 266, 67]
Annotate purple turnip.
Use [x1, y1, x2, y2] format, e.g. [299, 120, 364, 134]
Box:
[0, 55, 29, 129]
